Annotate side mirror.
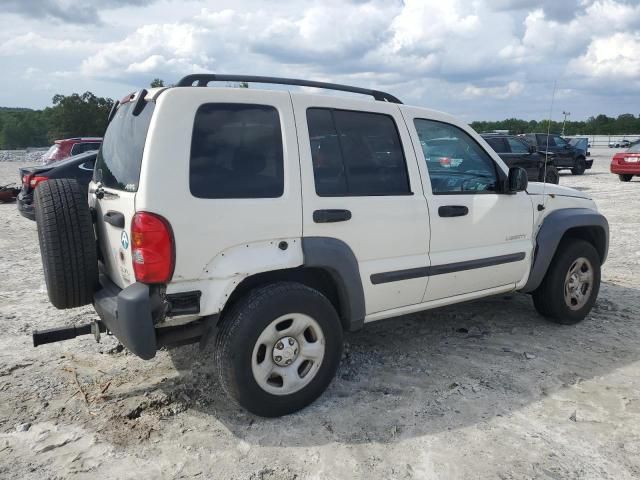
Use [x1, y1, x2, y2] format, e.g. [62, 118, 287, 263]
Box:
[528, 144, 537, 154]
[507, 167, 528, 193]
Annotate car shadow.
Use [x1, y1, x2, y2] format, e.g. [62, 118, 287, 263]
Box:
[144, 281, 640, 446]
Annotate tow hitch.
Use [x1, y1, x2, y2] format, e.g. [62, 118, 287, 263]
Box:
[33, 321, 106, 347]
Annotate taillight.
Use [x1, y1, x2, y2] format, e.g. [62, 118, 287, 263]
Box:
[439, 157, 451, 167]
[30, 175, 49, 188]
[22, 174, 32, 186]
[131, 212, 174, 284]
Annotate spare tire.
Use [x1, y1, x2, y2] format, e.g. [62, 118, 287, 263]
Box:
[34, 178, 98, 309]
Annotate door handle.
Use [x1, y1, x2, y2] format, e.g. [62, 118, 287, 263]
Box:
[438, 205, 468, 218]
[313, 209, 352, 223]
[103, 210, 125, 228]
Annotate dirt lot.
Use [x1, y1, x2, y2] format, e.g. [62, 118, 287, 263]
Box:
[1, 148, 639, 479]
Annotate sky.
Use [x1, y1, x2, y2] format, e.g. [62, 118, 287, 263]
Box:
[0, 0, 639, 121]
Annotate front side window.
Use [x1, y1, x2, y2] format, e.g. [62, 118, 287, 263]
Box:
[414, 119, 499, 194]
[507, 137, 530, 154]
[190, 104, 284, 199]
[307, 108, 410, 196]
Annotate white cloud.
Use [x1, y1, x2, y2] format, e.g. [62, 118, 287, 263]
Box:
[463, 81, 525, 99]
[1, 0, 639, 119]
[80, 23, 214, 78]
[569, 32, 640, 79]
[0, 32, 99, 55]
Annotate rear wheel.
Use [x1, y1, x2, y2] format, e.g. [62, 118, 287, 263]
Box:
[533, 239, 600, 324]
[543, 165, 560, 184]
[34, 179, 98, 309]
[619, 174, 633, 182]
[571, 157, 586, 175]
[215, 282, 343, 417]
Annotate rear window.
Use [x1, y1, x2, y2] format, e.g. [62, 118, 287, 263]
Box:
[71, 142, 101, 155]
[94, 101, 154, 191]
[189, 103, 284, 199]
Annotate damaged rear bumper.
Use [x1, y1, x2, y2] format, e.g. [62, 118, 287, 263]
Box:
[93, 275, 161, 360]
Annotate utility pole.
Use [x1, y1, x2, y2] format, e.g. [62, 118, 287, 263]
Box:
[561, 111, 570, 136]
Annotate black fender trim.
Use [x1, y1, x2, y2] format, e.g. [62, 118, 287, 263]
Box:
[302, 237, 366, 332]
[521, 208, 609, 293]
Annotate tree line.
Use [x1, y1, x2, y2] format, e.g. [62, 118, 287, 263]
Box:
[1, 80, 639, 149]
[470, 114, 640, 136]
[0, 92, 113, 149]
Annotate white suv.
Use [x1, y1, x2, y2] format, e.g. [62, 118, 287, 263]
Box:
[33, 74, 609, 417]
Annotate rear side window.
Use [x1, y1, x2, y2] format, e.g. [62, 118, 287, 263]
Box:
[307, 108, 410, 196]
[485, 137, 508, 153]
[538, 134, 556, 147]
[190, 104, 284, 199]
[95, 101, 154, 191]
[507, 137, 529, 154]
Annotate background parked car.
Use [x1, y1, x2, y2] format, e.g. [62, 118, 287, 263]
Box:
[17, 150, 97, 220]
[523, 133, 592, 175]
[482, 134, 559, 184]
[610, 141, 640, 182]
[609, 139, 631, 148]
[41, 137, 102, 165]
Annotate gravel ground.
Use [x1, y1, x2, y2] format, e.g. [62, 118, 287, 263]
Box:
[0, 148, 639, 479]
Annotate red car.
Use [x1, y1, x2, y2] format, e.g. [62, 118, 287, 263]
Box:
[42, 137, 102, 165]
[611, 142, 640, 182]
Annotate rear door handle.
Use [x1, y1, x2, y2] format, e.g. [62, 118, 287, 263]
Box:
[438, 205, 468, 218]
[103, 210, 125, 228]
[313, 209, 352, 223]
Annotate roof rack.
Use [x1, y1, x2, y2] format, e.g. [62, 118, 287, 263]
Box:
[176, 74, 403, 104]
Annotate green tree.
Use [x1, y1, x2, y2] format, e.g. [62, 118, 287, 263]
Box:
[43, 92, 114, 141]
[150, 78, 165, 88]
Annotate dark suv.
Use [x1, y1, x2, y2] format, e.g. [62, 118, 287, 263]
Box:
[482, 134, 559, 184]
[524, 133, 592, 175]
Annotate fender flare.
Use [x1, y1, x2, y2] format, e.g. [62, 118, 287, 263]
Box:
[521, 208, 609, 293]
[301, 237, 366, 332]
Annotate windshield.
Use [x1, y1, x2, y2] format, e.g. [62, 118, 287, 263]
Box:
[94, 100, 154, 191]
[41, 144, 59, 163]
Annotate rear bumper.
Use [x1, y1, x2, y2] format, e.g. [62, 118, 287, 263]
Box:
[92, 275, 210, 359]
[611, 162, 640, 175]
[17, 193, 35, 220]
[93, 275, 160, 360]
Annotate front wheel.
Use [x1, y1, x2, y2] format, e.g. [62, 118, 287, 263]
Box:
[619, 174, 633, 182]
[533, 239, 601, 324]
[214, 282, 343, 417]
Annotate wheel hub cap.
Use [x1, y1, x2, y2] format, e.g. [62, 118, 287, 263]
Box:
[564, 256, 594, 311]
[273, 336, 299, 366]
[251, 313, 326, 396]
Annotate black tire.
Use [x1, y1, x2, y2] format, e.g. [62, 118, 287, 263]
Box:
[532, 239, 601, 325]
[619, 174, 633, 182]
[215, 282, 343, 417]
[34, 179, 98, 309]
[571, 157, 586, 175]
[543, 165, 560, 184]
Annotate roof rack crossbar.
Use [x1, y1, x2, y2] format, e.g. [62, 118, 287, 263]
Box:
[176, 74, 402, 104]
